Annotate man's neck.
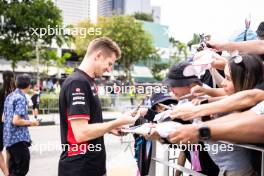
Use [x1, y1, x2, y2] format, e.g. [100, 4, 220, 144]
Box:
[78, 58, 95, 78]
[20, 88, 28, 94]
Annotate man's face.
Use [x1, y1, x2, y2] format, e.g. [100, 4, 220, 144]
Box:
[169, 86, 191, 100]
[94, 51, 116, 78]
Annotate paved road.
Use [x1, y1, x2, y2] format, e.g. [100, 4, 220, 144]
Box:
[26, 125, 137, 176]
[0, 112, 190, 176]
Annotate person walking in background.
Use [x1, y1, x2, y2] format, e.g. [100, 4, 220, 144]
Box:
[54, 81, 61, 94]
[31, 85, 40, 119]
[3, 74, 39, 176]
[0, 71, 16, 176]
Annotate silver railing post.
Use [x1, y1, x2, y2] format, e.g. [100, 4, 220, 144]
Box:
[163, 148, 169, 176]
[149, 141, 156, 176]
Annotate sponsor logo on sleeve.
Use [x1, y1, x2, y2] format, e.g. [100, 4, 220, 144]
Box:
[72, 88, 85, 105]
[73, 96, 85, 101]
[72, 101, 85, 105]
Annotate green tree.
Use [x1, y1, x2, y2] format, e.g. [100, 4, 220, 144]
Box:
[187, 33, 200, 50]
[133, 12, 154, 22]
[169, 37, 188, 62]
[0, 0, 69, 70]
[42, 50, 71, 68]
[74, 16, 157, 81]
[149, 52, 170, 81]
[42, 50, 71, 77]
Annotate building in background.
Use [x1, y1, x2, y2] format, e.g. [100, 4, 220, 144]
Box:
[98, 0, 112, 17]
[113, 0, 125, 15]
[98, 0, 124, 17]
[123, 0, 151, 15]
[132, 21, 171, 83]
[97, 0, 160, 24]
[53, 0, 91, 25]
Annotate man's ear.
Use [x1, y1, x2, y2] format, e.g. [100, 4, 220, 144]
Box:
[94, 50, 103, 61]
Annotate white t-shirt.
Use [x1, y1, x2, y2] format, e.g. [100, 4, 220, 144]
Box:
[25, 94, 33, 107]
[250, 100, 264, 115]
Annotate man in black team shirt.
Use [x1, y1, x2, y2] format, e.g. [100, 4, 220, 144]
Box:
[58, 37, 138, 176]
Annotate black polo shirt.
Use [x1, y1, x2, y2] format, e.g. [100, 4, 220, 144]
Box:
[58, 68, 106, 176]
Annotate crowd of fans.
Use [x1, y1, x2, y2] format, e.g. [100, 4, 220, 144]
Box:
[133, 21, 264, 176]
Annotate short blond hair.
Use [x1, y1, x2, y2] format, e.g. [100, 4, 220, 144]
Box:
[86, 37, 121, 59]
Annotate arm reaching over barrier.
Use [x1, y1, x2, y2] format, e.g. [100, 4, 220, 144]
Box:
[168, 107, 264, 144]
[207, 40, 264, 55]
[171, 89, 264, 121]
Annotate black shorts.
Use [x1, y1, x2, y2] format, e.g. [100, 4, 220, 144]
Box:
[0, 122, 3, 151]
[7, 142, 31, 176]
[58, 153, 106, 176]
[32, 104, 39, 110]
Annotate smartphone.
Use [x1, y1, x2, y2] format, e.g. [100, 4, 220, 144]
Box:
[37, 119, 42, 122]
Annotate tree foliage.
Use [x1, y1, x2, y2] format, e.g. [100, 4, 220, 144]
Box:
[41, 50, 71, 77]
[133, 12, 154, 22]
[169, 37, 188, 62]
[0, 0, 67, 69]
[149, 52, 170, 81]
[187, 33, 200, 50]
[42, 50, 71, 68]
[149, 37, 189, 81]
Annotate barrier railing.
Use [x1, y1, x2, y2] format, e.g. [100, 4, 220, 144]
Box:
[149, 141, 264, 176]
[220, 141, 264, 176]
[149, 142, 205, 176]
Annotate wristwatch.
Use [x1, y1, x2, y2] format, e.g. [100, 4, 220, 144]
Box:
[198, 125, 211, 140]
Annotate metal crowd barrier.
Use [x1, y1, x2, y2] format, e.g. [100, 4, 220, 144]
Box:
[149, 141, 264, 176]
[220, 141, 264, 176]
[149, 142, 205, 176]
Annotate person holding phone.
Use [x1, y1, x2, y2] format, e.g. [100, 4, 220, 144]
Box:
[3, 74, 39, 176]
